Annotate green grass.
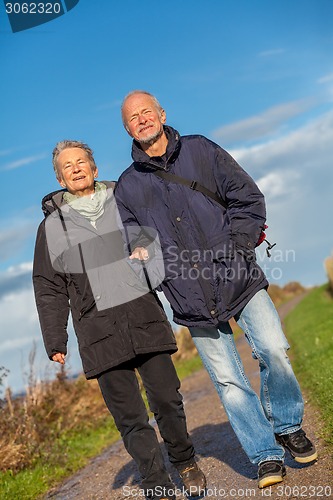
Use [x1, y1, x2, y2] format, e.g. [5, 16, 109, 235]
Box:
[173, 353, 203, 380]
[0, 419, 119, 499]
[0, 354, 203, 499]
[284, 284, 333, 448]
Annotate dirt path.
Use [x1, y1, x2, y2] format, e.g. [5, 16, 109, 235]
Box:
[45, 295, 333, 500]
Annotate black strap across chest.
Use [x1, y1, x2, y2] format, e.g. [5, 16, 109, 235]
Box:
[150, 169, 276, 257]
[151, 169, 228, 210]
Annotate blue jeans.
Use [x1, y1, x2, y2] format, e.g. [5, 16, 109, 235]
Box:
[189, 289, 304, 464]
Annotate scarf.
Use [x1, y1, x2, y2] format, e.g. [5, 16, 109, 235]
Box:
[63, 182, 107, 227]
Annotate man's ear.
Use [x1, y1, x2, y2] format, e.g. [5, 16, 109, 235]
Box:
[160, 108, 166, 124]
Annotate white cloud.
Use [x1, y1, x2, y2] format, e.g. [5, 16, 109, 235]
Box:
[0, 217, 38, 263]
[0, 288, 40, 388]
[6, 262, 33, 275]
[1, 153, 47, 171]
[94, 99, 122, 111]
[0, 285, 82, 394]
[229, 108, 333, 176]
[317, 72, 333, 84]
[258, 48, 286, 57]
[0, 262, 33, 299]
[257, 170, 301, 200]
[0, 149, 13, 157]
[212, 99, 315, 145]
[1, 334, 38, 353]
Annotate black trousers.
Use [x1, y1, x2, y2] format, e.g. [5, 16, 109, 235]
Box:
[97, 352, 195, 493]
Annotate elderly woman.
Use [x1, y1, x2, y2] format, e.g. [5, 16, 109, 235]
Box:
[33, 140, 206, 500]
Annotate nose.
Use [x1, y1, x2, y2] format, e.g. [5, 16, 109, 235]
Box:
[73, 163, 81, 172]
[138, 113, 147, 124]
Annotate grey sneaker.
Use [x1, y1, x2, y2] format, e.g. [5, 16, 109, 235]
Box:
[276, 429, 318, 463]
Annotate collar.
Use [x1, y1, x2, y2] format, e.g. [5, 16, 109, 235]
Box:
[41, 180, 116, 218]
[131, 125, 181, 170]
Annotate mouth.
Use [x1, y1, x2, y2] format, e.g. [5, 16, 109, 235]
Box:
[73, 175, 86, 181]
[138, 125, 153, 134]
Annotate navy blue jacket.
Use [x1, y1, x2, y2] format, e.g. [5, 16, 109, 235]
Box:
[115, 126, 269, 327]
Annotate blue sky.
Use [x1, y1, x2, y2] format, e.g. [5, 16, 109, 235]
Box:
[0, 0, 332, 393]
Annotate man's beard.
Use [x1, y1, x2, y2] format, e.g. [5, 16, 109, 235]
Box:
[137, 127, 163, 145]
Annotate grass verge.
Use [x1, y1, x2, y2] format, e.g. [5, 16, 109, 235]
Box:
[284, 284, 333, 449]
[0, 354, 203, 499]
[0, 421, 118, 499]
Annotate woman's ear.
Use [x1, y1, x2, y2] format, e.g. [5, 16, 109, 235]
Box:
[58, 177, 66, 188]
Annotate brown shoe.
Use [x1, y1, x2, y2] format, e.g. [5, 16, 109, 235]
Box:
[178, 461, 206, 495]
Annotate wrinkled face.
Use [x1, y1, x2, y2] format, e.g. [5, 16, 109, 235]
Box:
[122, 93, 166, 144]
[56, 148, 98, 196]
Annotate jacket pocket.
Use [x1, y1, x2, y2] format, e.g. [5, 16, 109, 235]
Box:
[76, 313, 116, 348]
[208, 236, 235, 261]
[232, 234, 257, 262]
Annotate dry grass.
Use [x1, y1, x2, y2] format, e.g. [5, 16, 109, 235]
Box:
[268, 281, 306, 306]
[0, 361, 108, 473]
[173, 327, 197, 361]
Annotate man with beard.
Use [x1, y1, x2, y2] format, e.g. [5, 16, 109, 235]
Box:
[115, 90, 317, 489]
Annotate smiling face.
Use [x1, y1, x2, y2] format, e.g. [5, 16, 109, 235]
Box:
[56, 147, 98, 197]
[122, 93, 166, 145]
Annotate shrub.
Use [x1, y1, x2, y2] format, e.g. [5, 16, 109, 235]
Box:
[324, 254, 333, 294]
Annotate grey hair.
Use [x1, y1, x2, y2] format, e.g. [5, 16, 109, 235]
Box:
[52, 140, 96, 180]
[121, 90, 163, 128]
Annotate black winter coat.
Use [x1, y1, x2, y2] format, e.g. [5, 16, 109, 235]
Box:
[33, 182, 176, 379]
[115, 126, 269, 327]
